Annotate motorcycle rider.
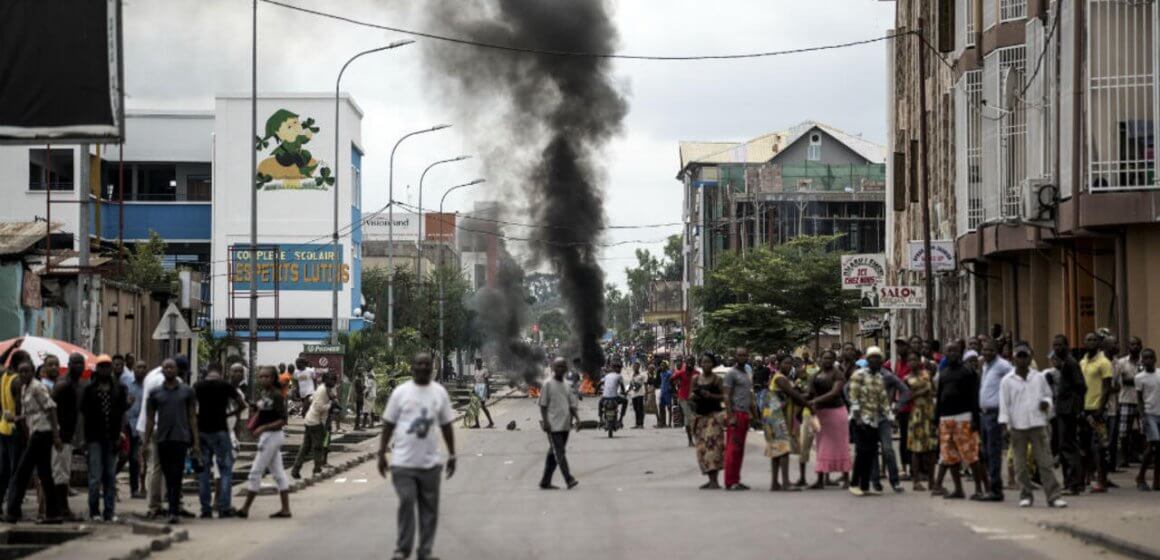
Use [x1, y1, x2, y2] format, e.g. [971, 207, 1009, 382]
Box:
[599, 362, 627, 428]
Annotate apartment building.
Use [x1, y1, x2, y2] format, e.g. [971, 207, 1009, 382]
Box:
[888, 0, 1157, 354]
[678, 121, 888, 327]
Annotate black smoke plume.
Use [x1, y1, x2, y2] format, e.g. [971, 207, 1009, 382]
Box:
[422, 0, 627, 376]
[470, 250, 544, 384]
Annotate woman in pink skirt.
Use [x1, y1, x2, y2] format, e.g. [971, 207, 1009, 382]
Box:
[808, 350, 851, 489]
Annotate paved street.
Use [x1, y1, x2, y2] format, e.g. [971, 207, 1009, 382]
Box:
[152, 396, 1121, 560]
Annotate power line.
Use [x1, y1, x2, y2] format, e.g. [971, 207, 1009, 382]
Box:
[393, 200, 671, 248]
[1017, 0, 1063, 100]
[392, 199, 684, 231]
[262, 0, 908, 61]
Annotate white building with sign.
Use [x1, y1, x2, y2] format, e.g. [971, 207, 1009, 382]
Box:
[210, 93, 365, 364]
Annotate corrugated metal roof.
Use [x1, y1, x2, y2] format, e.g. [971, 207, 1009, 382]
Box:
[678, 121, 885, 174]
[0, 222, 60, 256]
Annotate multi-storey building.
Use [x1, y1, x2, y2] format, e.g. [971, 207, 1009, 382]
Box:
[888, 0, 1157, 353]
[678, 121, 888, 328]
[0, 94, 368, 365]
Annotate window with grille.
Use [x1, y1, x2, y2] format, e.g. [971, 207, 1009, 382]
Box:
[807, 134, 821, 161]
[1086, 0, 1156, 191]
[998, 46, 1027, 217]
[1025, 14, 1056, 182]
[956, 70, 985, 230]
[1001, 0, 1027, 22]
[966, 0, 977, 45]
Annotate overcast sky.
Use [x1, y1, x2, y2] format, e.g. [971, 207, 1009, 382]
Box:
[122, 0, 895, 287]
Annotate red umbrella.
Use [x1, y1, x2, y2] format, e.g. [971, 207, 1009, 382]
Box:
[0, 336, 98, 377]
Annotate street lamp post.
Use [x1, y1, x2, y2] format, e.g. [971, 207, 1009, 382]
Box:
[388, 124, 452, 348]
[331, 40, 414, 344]
[415, 155, 470, 332]
[438, 178, 485, 377]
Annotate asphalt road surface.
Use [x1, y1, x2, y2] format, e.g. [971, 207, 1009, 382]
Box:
[159, 396, 1113, 560]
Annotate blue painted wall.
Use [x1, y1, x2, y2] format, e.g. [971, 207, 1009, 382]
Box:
[95, 202, 212, 241]
[349, 145, 363, 330]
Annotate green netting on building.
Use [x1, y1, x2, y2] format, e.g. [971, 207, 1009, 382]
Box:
[779, 162, 885, 192]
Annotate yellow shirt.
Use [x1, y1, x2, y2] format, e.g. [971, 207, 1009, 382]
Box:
[0, 372, 16, 436]
[1080, 352, 1113, 411]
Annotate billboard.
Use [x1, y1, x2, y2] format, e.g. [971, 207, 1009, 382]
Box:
[874, 286, 926, 309]
[906, 240, 956, 272]
[0, 0, 124, 143]
[230, 244, 349, 291]
[841, 254, 886, 290]
[424, 213, 457, 242]
[363, 211, 419, 242]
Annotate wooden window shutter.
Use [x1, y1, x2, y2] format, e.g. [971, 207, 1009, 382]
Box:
[937, 0, 955, 53]
[893, 151, 907, 211]
[909, 139, 921, 203]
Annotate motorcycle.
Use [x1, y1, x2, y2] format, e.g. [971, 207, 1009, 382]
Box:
[599, 398, 622, 438]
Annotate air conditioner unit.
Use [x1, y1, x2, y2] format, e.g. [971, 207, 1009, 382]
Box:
[1022, 178, 1058, 223]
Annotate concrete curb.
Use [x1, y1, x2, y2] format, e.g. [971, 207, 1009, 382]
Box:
[1042, 522, 1160, 560]
[109, 524, 190, 560]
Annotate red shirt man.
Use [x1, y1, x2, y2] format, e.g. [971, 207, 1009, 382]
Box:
[669, 360, 693, 401]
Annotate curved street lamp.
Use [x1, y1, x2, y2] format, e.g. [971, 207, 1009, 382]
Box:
[438, 178, 486, 375]
[330, 39, 414, 344]
[415, 155, 470, 331]
[386, 124, 452, 348]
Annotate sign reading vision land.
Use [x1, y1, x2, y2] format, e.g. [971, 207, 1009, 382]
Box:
[230, 243, 349, 291]
[841, 254, 886, 290]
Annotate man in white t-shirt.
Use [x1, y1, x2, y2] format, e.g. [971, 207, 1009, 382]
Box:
[1135, 348, 1160, 490]
[378, 353, 456, 560]
[599, 364, 625, 427]
[628, 362, 648, 429]
[293, 358, 316, 418]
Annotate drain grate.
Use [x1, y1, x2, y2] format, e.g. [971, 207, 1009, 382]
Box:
[0, 528, 89, 560]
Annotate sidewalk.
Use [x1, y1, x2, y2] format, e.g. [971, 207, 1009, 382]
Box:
[17, 382, 517, 559]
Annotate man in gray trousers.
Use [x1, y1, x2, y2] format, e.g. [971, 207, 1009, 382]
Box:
[378, 353, 457, 560]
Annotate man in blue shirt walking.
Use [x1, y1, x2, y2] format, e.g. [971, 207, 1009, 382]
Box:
[979, 339, 1013, 501]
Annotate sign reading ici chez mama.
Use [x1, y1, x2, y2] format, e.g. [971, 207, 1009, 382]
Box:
[254, 108, 335, 191]
[841, 254, 886, 290]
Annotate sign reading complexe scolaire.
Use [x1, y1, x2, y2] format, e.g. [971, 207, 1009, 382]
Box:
[906, 240, 956, 272]
[230, 243, 349, 291]
[841, 254, 886, 290]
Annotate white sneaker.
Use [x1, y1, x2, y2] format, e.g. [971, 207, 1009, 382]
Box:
[1018, 498, 1032, 508]
[1048, 498, 1068, 508]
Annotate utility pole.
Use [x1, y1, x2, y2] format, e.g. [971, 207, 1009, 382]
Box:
[917, 17, 935, 343]
[77, 143, 91, 348]
[248, 0, 259, 391]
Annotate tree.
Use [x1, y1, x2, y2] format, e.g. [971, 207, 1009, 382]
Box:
[625, 248, 661, 319]
[662, 234, 682, 281]
[198, 330, 243, 371]
[604, 284, 631, 339]
[360, 265, 475, 356]
[120, 230, 176, 291]
[535, 308, 570, 345]
[692, 235, 860, 354]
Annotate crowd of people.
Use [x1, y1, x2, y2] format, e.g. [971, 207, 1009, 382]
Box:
[0, 344, 383, 526]
[640, 330, 1160, 508]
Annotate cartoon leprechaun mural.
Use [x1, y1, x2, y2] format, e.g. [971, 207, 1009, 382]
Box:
[254, 108, 335, 191]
